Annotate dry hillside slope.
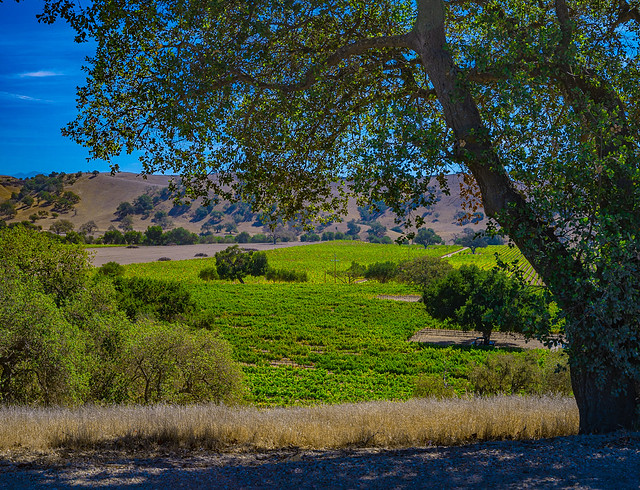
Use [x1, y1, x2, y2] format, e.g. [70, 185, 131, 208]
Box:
[1, 172, 486, 241]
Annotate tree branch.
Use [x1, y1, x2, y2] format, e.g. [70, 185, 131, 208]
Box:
[230, 33, 413, 92]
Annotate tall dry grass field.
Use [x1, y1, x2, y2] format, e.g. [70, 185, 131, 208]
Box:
[0, 396, 578, 453]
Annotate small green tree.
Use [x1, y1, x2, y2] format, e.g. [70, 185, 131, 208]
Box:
[144, 225, 164, 245]
[424, 265, 550, 344]
[49, 219, 75, 235]
[115, 201, 135, 218]
[364, 261, 398, 283]
[133, 194, 154, 215]
[397, 256, 453, 290]
[414, 228, 444, 248]
[215, 245, 268, 283]
[102, 229, 125, 244]
[79, 220, 98, 235]
[0, 201, 17, 219]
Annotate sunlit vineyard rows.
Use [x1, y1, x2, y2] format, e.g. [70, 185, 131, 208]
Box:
[446, 245, 543, 285]
[126, 242, 550, 406]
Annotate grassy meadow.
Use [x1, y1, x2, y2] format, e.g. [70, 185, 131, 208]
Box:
[124, 242, 554, 407]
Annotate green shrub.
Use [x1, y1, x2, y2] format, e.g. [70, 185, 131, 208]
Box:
[413, 374, 457, 399]
[97, 261, 126, 278]
[397, 256, 453, 290]
[113, 277, 195, 322]
[199, 266, 219, 281]
[122, 320, 244, 404]
[364, 261, 398, 283]
[266, 267, 308, 282]
[0, 225, 91, 305]
[468, 351, 572, 396]
[0, 274, 89, 405]
[215, 245, 268, 283]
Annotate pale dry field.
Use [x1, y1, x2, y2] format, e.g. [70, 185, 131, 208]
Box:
[88, 241, 307, 266]
[2, 397, 640, 489]
[0, 396, 578, 453]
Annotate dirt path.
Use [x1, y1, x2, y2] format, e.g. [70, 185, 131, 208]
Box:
[440, 246, 469, 258]
[87, 242, 312, 267]
[2, 432, 639, 488]
[410, 328, 553, 350]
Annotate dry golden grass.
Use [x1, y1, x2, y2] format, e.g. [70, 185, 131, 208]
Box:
[0, 396, 578, 454]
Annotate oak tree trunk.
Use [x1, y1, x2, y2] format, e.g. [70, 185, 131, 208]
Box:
[570, 360, 639, 433]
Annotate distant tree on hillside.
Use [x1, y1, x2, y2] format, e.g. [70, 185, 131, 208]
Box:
[119, 215, 134, 232]
[152, 210, 173, 230]
[116, 201, 135, 218]
[414, 228, 444, 248]
[79, 220, 98, 235]
[0, 201, 17, 219]
[50, 219, 74, 235]
[366, 221, 387, 241]
[346, 220, 361, 238]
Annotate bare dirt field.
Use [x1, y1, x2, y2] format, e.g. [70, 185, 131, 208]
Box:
[1, 432, 639, 488]
[88, 242, 310, 267]
[410, 328, 552, 350]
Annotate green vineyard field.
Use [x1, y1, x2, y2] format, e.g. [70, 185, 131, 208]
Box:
[125, 242, 551, 406]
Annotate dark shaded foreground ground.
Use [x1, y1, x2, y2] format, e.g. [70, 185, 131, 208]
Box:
[1, 432, 639, 489]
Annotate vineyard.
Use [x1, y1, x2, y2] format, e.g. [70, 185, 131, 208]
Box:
[446, 245, 543, 285]
[125, 241, 557, 406]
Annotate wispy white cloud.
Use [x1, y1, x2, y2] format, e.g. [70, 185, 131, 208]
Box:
[0, 91, 53, 103]
[18, 70, 64, 78]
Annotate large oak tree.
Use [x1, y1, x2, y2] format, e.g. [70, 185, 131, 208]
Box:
[16, 0, 640, 433]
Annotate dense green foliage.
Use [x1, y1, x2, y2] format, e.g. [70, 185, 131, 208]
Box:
[215, 246, 268, 283]
[396, 256, 453, 290]
[424, 265, 552, 342]
[0, 226, 243, 406]
[113, 277, 195, 322]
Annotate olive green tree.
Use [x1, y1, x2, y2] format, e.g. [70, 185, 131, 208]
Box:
[24, 0, 640, 433]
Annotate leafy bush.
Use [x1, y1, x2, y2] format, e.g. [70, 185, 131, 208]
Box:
[468, 351, 572, 396]
[364, 261, 398, 283]
[266, 267, 308, 282]
[121, 321, 244, 404]
[103, 229, 125, 244]
[98, 261, 126, 278]
[0, 225, 91, 305]
[300, 232, 321, 242]
[215, 245, 268, 283]
[0, 274, 89, 405]
[413, 374, 457, 399]
[113, 277, 195, 322]
[199, 266, 219, 281]
[397, 256, 453, 290]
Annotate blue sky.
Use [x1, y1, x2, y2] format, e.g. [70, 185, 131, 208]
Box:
[0, 0, 141, 177]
